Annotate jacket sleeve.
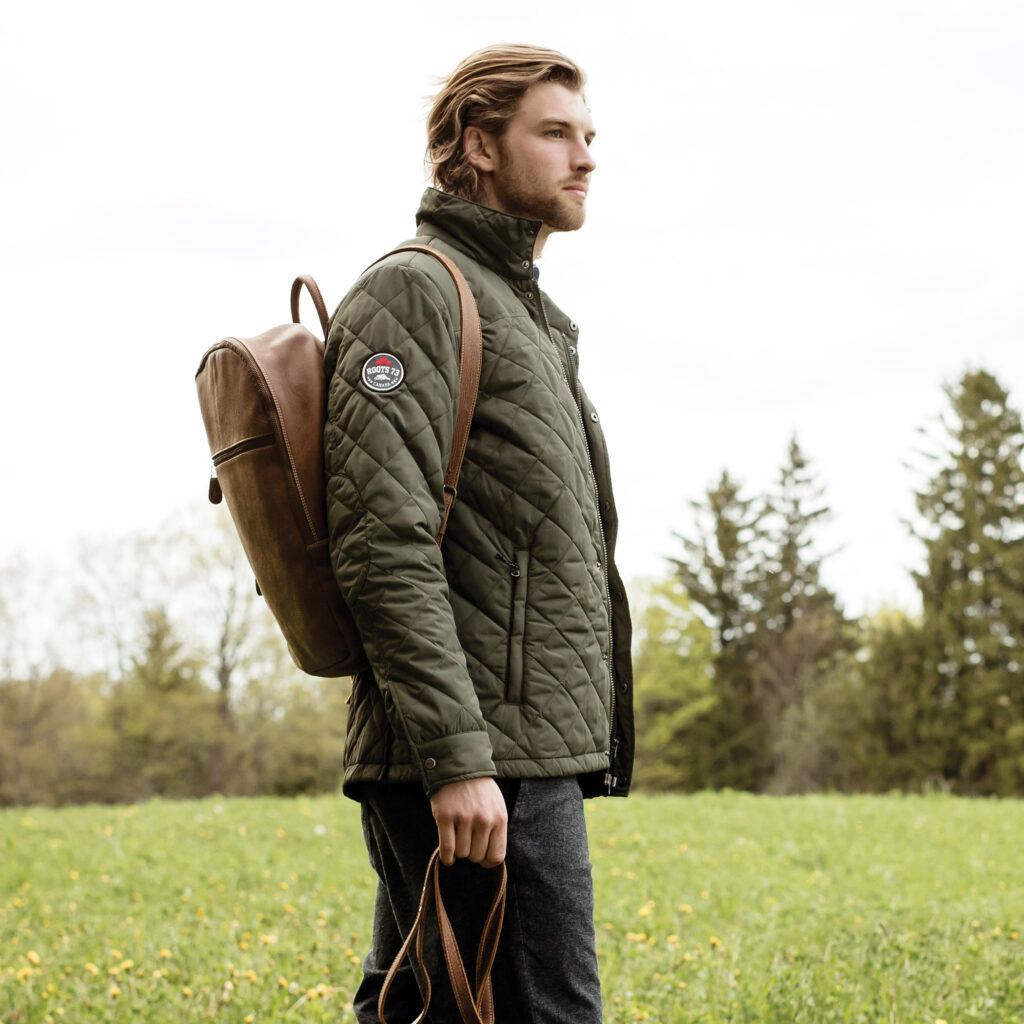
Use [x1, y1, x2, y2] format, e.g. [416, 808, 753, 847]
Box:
[323, 253, 495, 794]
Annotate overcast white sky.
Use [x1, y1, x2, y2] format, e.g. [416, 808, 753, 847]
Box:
[2, 0, 1022, 619]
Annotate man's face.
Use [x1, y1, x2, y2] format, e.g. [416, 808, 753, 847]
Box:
[474, 82, 597, 238]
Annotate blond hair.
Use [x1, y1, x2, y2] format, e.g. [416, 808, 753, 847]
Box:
[426, 44, 586, 201]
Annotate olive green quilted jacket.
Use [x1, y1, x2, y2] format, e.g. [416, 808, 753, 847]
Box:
[324, 188, 633, 799]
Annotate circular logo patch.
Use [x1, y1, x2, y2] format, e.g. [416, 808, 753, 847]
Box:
[361, 352, 405, 393]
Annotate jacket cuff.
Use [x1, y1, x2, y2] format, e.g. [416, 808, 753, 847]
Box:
[416, 732, 496, 796]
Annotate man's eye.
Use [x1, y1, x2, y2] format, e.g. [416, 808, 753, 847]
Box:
[546, 129, 564, 138]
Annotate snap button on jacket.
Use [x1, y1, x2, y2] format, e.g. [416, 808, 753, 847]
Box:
[324, 189, 634, 799]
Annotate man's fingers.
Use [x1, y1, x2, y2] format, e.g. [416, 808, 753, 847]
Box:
[431, 777, 508, 866]
[468, 821, 492, 866]
[481, 817, 507, 869]
[436, 818, 457, 867]
[454, 816, 474, 862]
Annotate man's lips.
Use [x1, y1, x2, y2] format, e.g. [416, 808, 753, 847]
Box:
[563, 184, 588, 197]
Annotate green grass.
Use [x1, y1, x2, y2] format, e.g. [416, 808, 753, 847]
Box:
[2, 792, 1023, 1022]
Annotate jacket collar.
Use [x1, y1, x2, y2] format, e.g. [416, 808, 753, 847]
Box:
[415, 188, 541, 282]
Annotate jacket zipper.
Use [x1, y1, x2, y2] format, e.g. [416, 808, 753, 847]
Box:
[497, 551, 527, 703]
[537, 292, 617, 793]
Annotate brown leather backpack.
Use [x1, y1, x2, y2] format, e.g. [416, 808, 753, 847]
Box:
[195, 246, 482, 677]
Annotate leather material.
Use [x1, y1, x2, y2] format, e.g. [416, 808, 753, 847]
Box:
[378, 848, 506, 1024]
[291, 275, 330, 338]
[196, 251, 482, 677]
[370, 245, 484, 546]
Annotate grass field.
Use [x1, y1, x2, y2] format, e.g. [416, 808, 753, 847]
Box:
[2, 791, 1023, 1023]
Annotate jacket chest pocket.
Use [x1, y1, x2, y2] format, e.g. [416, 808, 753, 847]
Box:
[500, 549, 529, 703]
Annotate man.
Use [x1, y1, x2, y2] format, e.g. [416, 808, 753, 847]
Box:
[324, 44, 633, 1023]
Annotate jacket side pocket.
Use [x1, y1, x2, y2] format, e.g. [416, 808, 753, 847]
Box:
[506, 549, 529, 703]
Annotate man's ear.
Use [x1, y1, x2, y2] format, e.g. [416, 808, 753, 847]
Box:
[463, 126, 497, 173]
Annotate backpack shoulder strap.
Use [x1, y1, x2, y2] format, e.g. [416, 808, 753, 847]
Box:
[371, 245, 483, 546]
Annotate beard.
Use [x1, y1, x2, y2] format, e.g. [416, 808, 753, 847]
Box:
[489, 144, 587, 233]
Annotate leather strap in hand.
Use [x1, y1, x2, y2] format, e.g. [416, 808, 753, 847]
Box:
[378, 847, 507, 1024]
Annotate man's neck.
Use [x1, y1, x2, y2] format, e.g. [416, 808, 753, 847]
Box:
[532, 226, 552, 260]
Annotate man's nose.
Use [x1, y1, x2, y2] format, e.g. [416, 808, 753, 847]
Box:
[574, 140, 596, 174]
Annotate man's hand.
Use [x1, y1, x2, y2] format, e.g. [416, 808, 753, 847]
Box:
[429, 777, 508, 868]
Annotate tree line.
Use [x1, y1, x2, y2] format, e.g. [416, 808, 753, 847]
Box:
[1, 368, 1021, 805]
[0, 511, 347, 806]
[633, 368, 1024, 796]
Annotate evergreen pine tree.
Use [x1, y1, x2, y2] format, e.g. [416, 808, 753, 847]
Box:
[755, 438, 851, 789]
[671, 471, 766, 788]
[912, 369, 1024, 793]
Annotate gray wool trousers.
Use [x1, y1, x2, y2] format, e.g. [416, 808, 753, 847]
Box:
[353, 775, 603, 1024]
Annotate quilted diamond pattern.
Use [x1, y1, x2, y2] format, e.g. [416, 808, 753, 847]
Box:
[325, 190, 632, 798]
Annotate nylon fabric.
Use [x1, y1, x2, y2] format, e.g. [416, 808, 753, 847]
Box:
[324, 188, 634, 797]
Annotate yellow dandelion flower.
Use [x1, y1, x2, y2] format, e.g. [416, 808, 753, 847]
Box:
[278, 977, 289, 989]
[109, 985, 121, 997]
[182, 986, 193, 997]
[260, 934, 278, 945]
[27, 951, 41, 966]
[709, 936, 722, 948]
[699, 890, 709, 900]
[238, 941, 249, 951]
[936, 1019, 948, 1024]
[1011, 932, 1019, 940]
[245, 1017, 254, 1023]
[120, 960, 133, 971]
[159, 949, 171, 959]
[69, 871, 79, 881]
[85, 963, 99, 975]
[683, 952, 692, 962]
[678, 904, 692, 914]
[17, 967, 33, 982]
[678, 981, 687, 990]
